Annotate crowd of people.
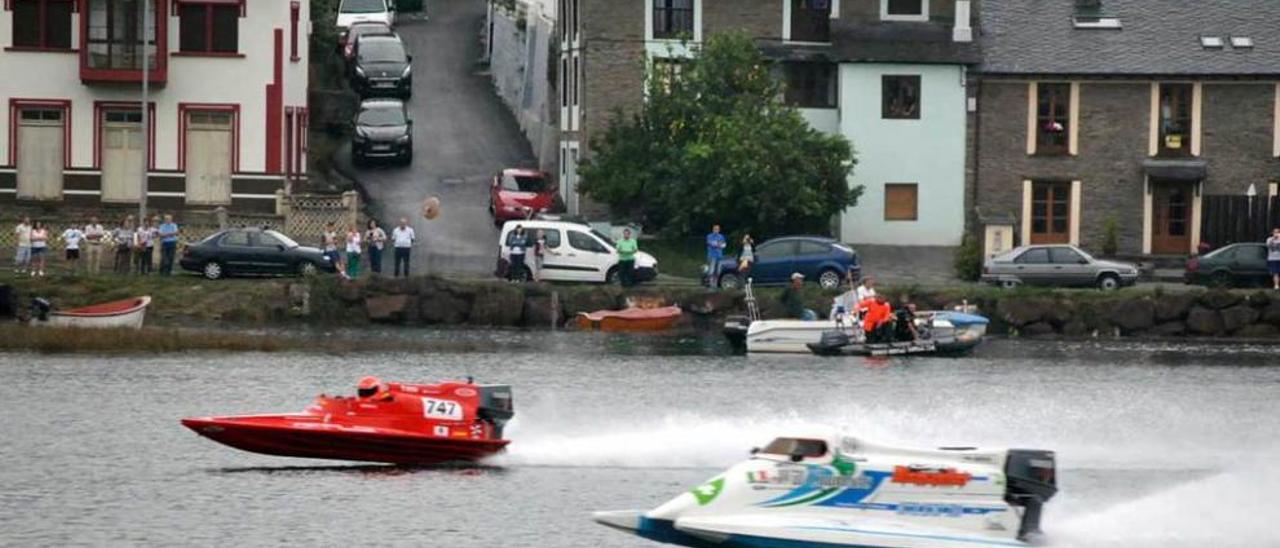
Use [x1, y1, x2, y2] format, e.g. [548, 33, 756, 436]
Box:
[779, 272, 919, 344]
[12, 215, 181, 277]
[322, 217, 417, 281]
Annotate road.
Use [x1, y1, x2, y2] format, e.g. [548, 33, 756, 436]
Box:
[339, 0, 537, 277]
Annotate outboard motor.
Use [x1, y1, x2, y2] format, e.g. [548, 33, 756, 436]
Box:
[810, 330, 851, 355]
[1004, 449, 1057, 540]
[475, 385, 514, 438]
[29, 297, 52, 322]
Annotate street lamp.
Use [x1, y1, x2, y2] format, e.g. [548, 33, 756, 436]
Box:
[139, 0, 150, 222]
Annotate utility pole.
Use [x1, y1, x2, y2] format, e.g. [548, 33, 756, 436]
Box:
[138, 0, 150, 222]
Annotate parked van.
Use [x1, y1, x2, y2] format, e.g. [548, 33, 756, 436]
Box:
[337, 0, 396, 38]
[496, 220, 658, 283]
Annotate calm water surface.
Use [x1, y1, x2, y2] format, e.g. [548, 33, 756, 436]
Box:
[1, 332, 1278, 547]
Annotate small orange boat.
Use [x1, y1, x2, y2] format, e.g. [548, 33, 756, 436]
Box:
[575, 305, 682, 332]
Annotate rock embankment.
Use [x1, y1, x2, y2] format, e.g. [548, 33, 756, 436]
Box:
[990, 289, 1280, 338]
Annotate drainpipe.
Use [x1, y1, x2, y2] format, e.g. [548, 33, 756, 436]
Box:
[970, 78, 983, 234]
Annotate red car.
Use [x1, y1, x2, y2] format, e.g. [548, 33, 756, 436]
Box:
[489, 169, 557, 224]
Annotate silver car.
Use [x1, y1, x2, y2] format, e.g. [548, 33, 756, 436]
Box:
[981, 245, 1139, 290]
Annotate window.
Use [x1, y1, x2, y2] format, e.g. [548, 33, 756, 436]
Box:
[11, 0, 73, 49]
[882, 0, 926, 21]
[178, 2, 240, 54]
[652, 0, 693, 39]
[1239, 244, 1266, 262]
[884, 183, 918, 221]
[290, 2, 300, 61]
[541, 230, 563, 249]
[1050, 246, 1085, 264]
[1036, 83, 1071, 155]
[1014, 248, 1050, 264]
[255, 232, 285, 248]
[651, 58, 684, 93]
[784, 62, 837, 108]
[1158, 83, 1193, 156]
[797, 241, 831, 256]
[501, 173, 549, 192]
[20, 108, 65, 122]
[568, 230, 607, 253]
[220, 231, 250, 246]
[86, 0, 158, 70]
[755, 241, 794, 260]
[560, 58, 569, 108]
[882, 75, 920, 119]
[1030, 181, 1071, 244]
[761, 438, 828, 458]
[790, 0, 830, 43]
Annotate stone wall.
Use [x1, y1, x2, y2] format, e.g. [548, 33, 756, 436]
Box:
[989, 289, 1280, 339]
[489, 7, 560, 173]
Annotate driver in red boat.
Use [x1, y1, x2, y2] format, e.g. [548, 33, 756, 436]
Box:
[356, 376, 394, 402]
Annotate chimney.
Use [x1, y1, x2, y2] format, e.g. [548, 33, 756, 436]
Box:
[953, 0, 973, 42]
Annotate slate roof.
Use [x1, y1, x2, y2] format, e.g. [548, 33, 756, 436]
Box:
[981, 0, 1280, 76]
[758, 21, 981, 65]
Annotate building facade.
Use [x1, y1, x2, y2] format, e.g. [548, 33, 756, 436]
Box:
[0, 0, 311, 214]
[554, 0, 978, 246]
[973, 0, 1280, 256]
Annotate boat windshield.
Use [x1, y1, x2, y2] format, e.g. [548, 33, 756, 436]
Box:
[760, 438, 828, 458]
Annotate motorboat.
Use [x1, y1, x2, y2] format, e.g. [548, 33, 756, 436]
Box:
[28, 296, 150, 329]
[576, 305, 683, 332]
[734, 311, 988, 354]
[182, 378, 513, 466]
[808, 312, 990, 357]
[595, 431, 1057, 548]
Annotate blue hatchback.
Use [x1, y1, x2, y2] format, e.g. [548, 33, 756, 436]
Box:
[715, 236, 859, 290]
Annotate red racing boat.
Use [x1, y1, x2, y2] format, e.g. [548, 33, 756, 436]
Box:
[182, 378, 513, 465]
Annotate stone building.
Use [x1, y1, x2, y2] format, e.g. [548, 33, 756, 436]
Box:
[553, 0, 979, 246]
[973, 0, 1280, 257]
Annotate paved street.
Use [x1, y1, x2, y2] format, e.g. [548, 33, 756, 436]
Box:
[340, 0, 537, 276]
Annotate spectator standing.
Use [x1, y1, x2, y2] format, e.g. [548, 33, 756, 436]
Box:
[321, 221, 341, 268]
[28, 220, 49, 277]
[1267, 227, 1280, 291]
[391, 217, 415, 278]
[705, 224, 727, 288]
[855, 276, 877, 303]
[616, 228, 638, 287]
[738, 234, 755, 278]
[83, 217, 106, 275]
[507, 225, 529, 282]
[134, 217, 155, 275]
[345, 224, 363, 279]
[13, 217, 32, 275]
[61, 224, 85, 275]
[365, 219, 387, 275]
[113, 217, 135, 274]
[157, 214, 180, 275]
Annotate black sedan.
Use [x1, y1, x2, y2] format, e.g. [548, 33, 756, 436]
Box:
[180, 228, 335, 280]
[352, 98, 413, 166]
[350, 34, 412, 98]
[1185, 242, 1272, 287]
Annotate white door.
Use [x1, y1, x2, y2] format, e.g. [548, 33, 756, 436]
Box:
[185, 111, 233, 205]
[16, 107, 64, 200]
[101, 110, 144, 203]
[566, 229, 614, 282]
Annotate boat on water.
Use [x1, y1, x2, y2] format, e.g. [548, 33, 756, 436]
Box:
[595, 431, 1057, 548]
[576, 305, 682, 332]
[28, 296, 151, 329]
[182, 378, 513, 466]
[727, 311, 988, 355]
[807, 311, 990, 357]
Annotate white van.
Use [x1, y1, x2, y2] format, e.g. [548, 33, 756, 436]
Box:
[337, 0, 396, 33]
[496, 220, 658, 283]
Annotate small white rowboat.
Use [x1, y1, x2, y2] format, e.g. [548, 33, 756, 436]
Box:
[34, 296, 151, 329]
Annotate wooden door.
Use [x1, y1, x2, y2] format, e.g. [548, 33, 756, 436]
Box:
[1152, 182, 1193, 254]
[1030, 181, 1071, 244]
[185, 111, 233, 205]
[16, 107, 64, 200]
[101, 110, 144, 203]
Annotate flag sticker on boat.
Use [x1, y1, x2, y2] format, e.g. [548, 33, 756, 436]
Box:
[434, 425, 449, 436]
[422, 398, 464, 420]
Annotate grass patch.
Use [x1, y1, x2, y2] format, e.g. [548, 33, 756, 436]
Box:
[641, 237, 707, 279]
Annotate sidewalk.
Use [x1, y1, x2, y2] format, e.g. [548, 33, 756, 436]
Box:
[853, 244, 961, 287]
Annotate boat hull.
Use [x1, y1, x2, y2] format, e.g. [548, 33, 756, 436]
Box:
[34, 296, 150, 329]
[747, 312, 987, 355]
[576, 306, 682, 332]
[182, 416, 509, 466]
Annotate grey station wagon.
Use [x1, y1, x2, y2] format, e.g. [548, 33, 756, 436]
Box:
[982, 244, 1139, 290]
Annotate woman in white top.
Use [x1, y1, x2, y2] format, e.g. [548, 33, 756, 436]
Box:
[28, 220, 49, 277]
[344, 224, 363, 279]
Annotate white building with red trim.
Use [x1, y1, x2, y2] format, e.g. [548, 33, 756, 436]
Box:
[0, 0, 309, 214]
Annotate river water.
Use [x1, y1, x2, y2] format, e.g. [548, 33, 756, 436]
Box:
[1, 331, 1277, 547]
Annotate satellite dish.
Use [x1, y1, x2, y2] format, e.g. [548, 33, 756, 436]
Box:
[422, 197, 441, 220]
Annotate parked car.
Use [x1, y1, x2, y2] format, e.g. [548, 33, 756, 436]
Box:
[981, 244, 1139, 290]
[342, 21, 394, 61]
[495, 220, 658, 283]
[715, 236, 859, 290]
[489, 169, 557, 225]
[337, 0, 396, 40]
[1184, 242, 1271, 287]
[350, 34, 412, 98]
[179, 228, 335, 280]
[352, 98, 413, 166]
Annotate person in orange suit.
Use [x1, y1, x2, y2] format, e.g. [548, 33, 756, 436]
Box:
[860, 296, 895, 343]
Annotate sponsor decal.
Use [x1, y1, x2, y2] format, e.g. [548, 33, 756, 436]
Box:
[691, 477, 725, 506]
[892, 466, 973, 487]
[961, 454, 996, 464]
[454, 387, 478, 397]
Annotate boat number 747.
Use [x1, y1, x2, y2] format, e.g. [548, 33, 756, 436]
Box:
[422, 398, 464, 420]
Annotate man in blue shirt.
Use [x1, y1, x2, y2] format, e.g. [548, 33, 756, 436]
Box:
[705, 224, 727, 288]
[157, 214, 180, 276]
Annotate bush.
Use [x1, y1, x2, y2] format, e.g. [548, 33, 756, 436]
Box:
[954, 232, 983, 281]
[1101, 217, 1119, 256]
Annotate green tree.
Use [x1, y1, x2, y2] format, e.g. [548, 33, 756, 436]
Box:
[579, 32, 859, 237]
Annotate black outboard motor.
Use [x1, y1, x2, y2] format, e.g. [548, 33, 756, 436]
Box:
[475, 385, 514, 439]
[1004, 449, 1057, 540]
[29, 297, 52, 322]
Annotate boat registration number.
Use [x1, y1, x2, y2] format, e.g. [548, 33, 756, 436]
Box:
[422, 397, 464, 420]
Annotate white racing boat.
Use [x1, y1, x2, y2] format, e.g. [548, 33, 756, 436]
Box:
[729, 311, 988, 354]
[595, 431, 1056, 548]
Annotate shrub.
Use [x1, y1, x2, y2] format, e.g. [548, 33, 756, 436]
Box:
[953, 232, 983, 281]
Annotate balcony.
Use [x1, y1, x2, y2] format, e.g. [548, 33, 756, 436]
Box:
[79, 0, 168, 85]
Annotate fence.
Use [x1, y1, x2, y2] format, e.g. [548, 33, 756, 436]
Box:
[1200, 194, 1280, 248]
